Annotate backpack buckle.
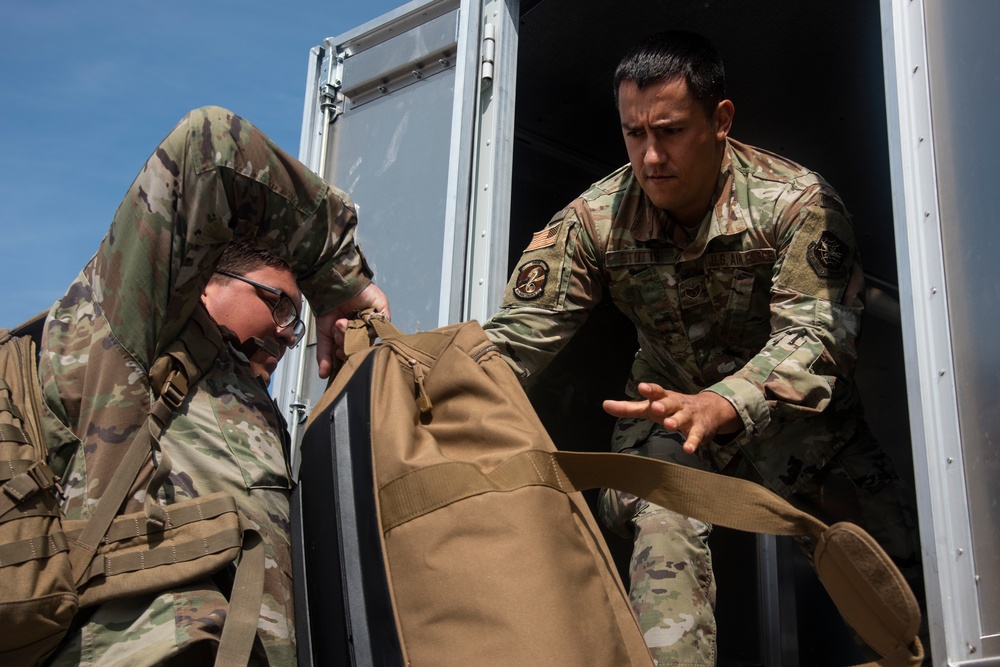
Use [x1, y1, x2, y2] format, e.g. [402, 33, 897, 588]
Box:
[160, 369, 189, 410]
[3, 462, 56, 502]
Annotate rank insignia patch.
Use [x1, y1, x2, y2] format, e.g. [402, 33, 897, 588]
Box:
[513, 260, 549, 300]
[807, 231, 849, 278]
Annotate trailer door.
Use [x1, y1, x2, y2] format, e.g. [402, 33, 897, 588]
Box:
[273, 0, 519, 465]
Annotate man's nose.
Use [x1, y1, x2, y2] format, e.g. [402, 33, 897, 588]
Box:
[276, 325, 297, 347]
[643, 139, 666, 166]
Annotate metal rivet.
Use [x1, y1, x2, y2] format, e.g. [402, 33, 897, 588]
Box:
[931, 287, 938, 294]
[913, 65, 919, 73]
[938, 369, 945, 377]
[958, 548, 964, 556]
[378, 85, 388, 94]
[947, 457, 953, 464]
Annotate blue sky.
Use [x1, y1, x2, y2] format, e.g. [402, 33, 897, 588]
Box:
[1, 0, 404, 325]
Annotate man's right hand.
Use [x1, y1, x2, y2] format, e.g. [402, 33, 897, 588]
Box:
[603, 382, 741, 454]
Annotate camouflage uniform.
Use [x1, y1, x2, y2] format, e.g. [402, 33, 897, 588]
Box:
[40, 106, 373, 665]
[484, 138, 921, 665]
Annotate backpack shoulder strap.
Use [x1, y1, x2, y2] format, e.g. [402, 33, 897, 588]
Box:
[65, 305, 266, 666]
[68, 305, 225, 580]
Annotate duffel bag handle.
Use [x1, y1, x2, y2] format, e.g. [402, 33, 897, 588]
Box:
[343, 309, 400, 357]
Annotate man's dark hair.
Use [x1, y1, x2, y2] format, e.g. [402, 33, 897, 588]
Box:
[212, 237, 290, 279]
[613, 30, 726, 117]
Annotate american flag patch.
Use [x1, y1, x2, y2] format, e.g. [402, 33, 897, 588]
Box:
[525, 227, 559, 251]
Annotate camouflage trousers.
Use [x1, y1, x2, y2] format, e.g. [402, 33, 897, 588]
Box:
[47, 579, 271, 667]
[599, 417, 924, 666]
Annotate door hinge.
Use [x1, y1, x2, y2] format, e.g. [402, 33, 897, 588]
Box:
[481, 22, 496, 86]
[320, 54, 346, 123]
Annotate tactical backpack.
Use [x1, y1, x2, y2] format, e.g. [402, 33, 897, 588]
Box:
[292, 313, 924, 667]
[0, 308, 264, 666]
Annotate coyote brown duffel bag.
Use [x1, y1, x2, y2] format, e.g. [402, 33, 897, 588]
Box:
[292, 314, 923, 667]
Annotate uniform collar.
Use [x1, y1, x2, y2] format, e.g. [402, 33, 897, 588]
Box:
[629, 139, 750, 259]
[712, 139, 753, 238]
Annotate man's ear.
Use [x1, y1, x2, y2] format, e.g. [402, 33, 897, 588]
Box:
[201, 279, 220, 313]
[714, 99, 735, 140]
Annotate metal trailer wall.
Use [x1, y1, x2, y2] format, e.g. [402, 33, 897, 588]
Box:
[883, 0, 1000, 664]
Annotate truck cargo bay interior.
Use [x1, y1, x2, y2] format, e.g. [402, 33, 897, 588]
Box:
[509, 2, 908, 664]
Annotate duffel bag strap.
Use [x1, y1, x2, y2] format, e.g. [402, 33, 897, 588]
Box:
[550, 451, 923, 667]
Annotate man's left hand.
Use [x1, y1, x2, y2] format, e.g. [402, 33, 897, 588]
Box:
[603, 382, 741, 454]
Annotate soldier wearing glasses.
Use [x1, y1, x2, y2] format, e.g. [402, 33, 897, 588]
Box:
[41, 107, 389, 665]
[207, 251, 311, 385]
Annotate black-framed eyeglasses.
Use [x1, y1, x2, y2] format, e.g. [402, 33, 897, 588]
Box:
[214, 270, 306, 347]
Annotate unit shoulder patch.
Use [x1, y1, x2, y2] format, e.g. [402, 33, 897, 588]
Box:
[512, 260, 550, 300]
[776, 206, 855, 300]
[806, 230, 849, 279]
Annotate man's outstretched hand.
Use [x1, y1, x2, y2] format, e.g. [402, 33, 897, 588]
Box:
[603, 382, 741, 454]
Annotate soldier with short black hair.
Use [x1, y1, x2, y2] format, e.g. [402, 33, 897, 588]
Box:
[485, 30, 923, 665]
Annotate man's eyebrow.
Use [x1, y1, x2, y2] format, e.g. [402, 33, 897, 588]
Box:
[621, 114, 683, 130]
[649, 115, 681, 128]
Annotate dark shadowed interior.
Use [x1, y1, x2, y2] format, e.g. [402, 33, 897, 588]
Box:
[508, 2, 913, 663]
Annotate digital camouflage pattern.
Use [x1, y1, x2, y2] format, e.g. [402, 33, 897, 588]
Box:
[485, 138, 921, 665]
[39, 106, 373, 665]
